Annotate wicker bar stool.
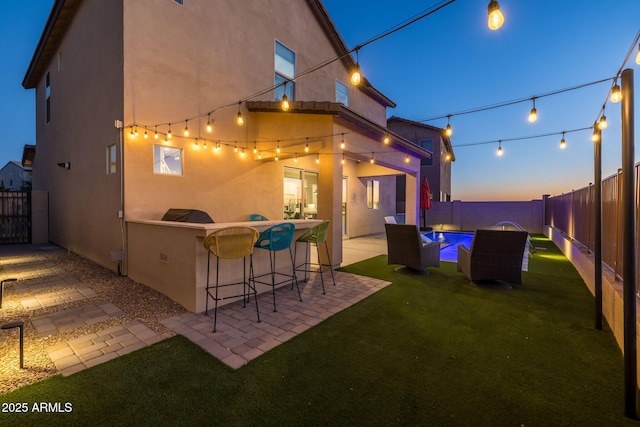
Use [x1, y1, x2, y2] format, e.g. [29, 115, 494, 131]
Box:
[203, 226, 260, 332]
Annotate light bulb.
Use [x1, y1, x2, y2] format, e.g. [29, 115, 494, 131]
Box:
[592, 129, 600, 143]
[341, 154, 345, 165]
[143, 129, 148, 139]
[598, 115, 607, 130]
[281, 94, 290, 112]
[445, 153, 451, 161]
[487, 0, 504, 30]
[167, 125, 172, 139]
[206, 116, 213, 133]
[316, 154, 320, 164]
[276, 142, 280, 154]
[445, 123, 452, 137]
[497, 142, 503, 156]
[528, 108, 537, 123]
[351, 64, 361, 86]
[560, 132, 566, 149]
[154, 126, 159, 139]
[405, 155, 410, 164]
[253, 142, 257, 154]
[340, 134, 345, 150]
[234, 142, 238, 153]
[236, 111, 244, 125]
[305, 142, 309, 153]
[294, 153, 298, 163]
[184, 126, 189, 137]
[610, 82, 622, 103]
[129, 128, 135, 139]
[134, 127, 138, 137]
[370, 153, 375, 164]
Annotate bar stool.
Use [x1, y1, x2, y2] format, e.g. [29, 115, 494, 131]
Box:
[249, 214, 268, 221]
[294, 220, 335, 294]
[253, 222, 301, 312]
[203, 226, 260, 332]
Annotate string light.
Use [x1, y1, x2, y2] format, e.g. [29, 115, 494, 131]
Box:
[598, 114, 607, 130]
[405, 154, 410, 164]
[370, 152, 375, 164]
[487, 0, 504, 30]
[294, 153, 298, 163]
[129, 127, 135, 139]
[203, 141, 207, 149]
[167, 124, 172, 139]
[184, 120, 189, 137]
[591, 127, 600, 143]
[154, 126, 158, 139]
[445, 152, 451, 161]
[340, 134, 345, 150]
[316, 154, 320, 164]
[193, 140, 199, 149]
[215, 141, 221, 152]
[258, 151, 262, 159]
[236, 102, 244, 125]
[253, 141, 257, 154]
[497, 141, 503, 156]
[276, 141, 280, 154]
[445, 115, 453, 137]
[134, 127, 139, 137]
[383, 134, 390, 144]
[143, 127, 148, 139]
[560, 132, 566, 149]
[281, 82, 290, 111]
[610, 79, 622, 103]
[305, 138, 309, 153]
[234, 141, 238, 153]
[341, 153, 345, 165]
[528, 97, 537, 123]
[206, 114, 214, 133]
[351, 48, 362, 86]
[240, 147, 245, 157]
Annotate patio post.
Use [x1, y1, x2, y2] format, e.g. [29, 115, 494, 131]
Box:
[621, 67, 637, 419]
[593, 129, 602, 331]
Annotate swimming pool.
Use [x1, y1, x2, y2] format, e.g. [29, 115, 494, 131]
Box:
[423, 231, 474, 262]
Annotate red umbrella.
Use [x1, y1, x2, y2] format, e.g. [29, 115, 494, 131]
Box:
[420, 177, 432, 229]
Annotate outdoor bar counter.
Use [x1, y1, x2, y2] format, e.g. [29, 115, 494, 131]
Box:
[126, 218, 322, 313]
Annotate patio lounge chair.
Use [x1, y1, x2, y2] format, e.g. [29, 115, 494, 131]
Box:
[457, 229, 528, 285]
[385, 224, 440, 272]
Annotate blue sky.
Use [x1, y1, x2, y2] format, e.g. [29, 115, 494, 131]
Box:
[2, 0, 639, 201]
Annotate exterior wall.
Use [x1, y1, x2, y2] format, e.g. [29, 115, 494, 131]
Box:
[32, 0, 124, 268]
[0, 162, 32, 191]
[424, 200, 545, 233]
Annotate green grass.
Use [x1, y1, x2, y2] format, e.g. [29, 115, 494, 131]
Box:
[0, 236, 637, 426]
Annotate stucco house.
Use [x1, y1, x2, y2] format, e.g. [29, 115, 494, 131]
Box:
[0, 161, 33, 191]
[22, 0, 431, 311]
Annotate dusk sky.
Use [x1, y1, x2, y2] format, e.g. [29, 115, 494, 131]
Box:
[2, 0, 639, 201]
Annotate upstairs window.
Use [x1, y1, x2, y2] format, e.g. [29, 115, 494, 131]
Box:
[336, 80, 348, 106]
[45, 72, 51, 123]
[420, 139, 433, 166]
[367, 180, 380, 209]
[107, 143, 117, 174]
[275, 41, 295, 101]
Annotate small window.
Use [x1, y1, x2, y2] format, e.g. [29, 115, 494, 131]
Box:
[45, 72, 51, 123]
[419, 139, 433, 166]
[336, 81, 348, 106]
[367, 180, 380, 209]
[154, 145, 183, 175]
[275, 41, 295, 101]
[174, 0, 184, 4]
[107, 144, 117, 174]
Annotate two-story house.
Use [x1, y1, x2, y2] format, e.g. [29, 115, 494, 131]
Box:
[22, 0, 431, 310]
[0, 161, 32, 191]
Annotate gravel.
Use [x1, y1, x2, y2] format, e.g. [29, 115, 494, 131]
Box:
[0, 249, 187, 395]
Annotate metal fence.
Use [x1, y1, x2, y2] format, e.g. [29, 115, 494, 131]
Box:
[0, 191, 31, 244]
[545, 164, 640, 290]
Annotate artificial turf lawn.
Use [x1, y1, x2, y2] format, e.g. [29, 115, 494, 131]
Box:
[0, 236, 637, 426]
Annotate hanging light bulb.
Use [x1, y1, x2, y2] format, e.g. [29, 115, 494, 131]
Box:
[276, 141, 280, 154]
[236, 102, 244, 125]
[340, 134, 346, 150]
[636, 43, 640, 65]
[383, 134, 390, 145]
[351, 49, 362, 86]
[610, 79, 622, 103]
[275, 155, 279, 161]
[445, 152, 451, 161]
[215, 141, 221, 152]
[316, 154, 320, 164]
[134, 127, 139, 137]
[164, 135, 169, 145]
[193, 140, 199, 149]
[281, 94, 290, 112]
[240, 147, 245, 157]
[497, 141, 503, 156]
[154, 126, 159, 139]
[253, 141, 257, 154]
[294, 153, 298, 163]
[560, 132, 566, 149]
[405, 154, 410, 164]
[598, 115, 607, 130]
[258, 151, 262, 159]
[487, 0, 504, 30]
[203, 141, 207, 149]
[305, 138, 310, 153]
[528, 98, 537, 123]
[167, 124, 172, 139]
[341, 153, 345, 165]
[234, 141, 238, 153]
[591, 127, 600, 143]
[129, 127, 135, 139]
[445, 115, 453, 137]
[370, 153, 375, 164]
[143, 127, 148, 139]
[206, 114, 214, 133]
[183, 120, 189, 137]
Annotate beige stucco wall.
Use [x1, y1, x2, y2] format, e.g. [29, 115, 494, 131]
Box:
[32, 0, 124, 268]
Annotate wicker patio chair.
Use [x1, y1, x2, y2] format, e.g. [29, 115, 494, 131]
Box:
[385, 224, 440, 272]
[457, 229, 528, 285]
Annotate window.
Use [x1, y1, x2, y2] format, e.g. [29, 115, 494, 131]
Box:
[174, 0, 184, 4]
[419, 139, 433, 166]
[275, 41, 295, 101]
[284, 168, 318, 219]
[154, 145, 183, 175]
[336, 80, 348, 106]
[45, 72, 51, 123]
[106, 144, 117, 174]
[367, 180, 380, 209]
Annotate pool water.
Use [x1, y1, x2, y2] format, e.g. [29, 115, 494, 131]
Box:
[423, 231, 474, 262]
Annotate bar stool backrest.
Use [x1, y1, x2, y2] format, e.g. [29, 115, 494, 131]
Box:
[297, 220, 330, 244]
[203, 226, 259, 259]
[255, 222, 296, 251]
[249, 214, 268, 221]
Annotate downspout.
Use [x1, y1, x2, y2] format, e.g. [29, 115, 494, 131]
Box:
[115, 119, 127, 276]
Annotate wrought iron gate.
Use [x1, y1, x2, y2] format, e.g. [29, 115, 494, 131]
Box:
[0, 192, 31, 244]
